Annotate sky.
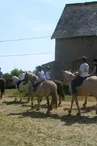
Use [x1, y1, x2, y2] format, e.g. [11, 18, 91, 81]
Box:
[0, 0, 95, 73]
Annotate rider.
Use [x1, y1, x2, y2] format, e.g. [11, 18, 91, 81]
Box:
[17, 70, 25, 89]
[90, 58, 97, 76]
[45, 66, 51, 80]
[33, 66, 46, 91]
[71, 56, 89, 95]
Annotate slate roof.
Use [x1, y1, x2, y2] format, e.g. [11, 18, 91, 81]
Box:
[51, 2, 97, 39]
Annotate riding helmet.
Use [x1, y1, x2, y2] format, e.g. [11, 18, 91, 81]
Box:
[81, 56, 87, 61]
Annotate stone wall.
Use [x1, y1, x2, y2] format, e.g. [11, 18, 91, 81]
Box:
[53, 36, 97, 80]
[55, 36, 97, 62]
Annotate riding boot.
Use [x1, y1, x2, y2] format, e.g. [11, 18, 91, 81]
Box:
[33, 79, 44, 91]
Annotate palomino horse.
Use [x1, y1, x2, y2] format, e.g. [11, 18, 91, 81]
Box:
[24, 72, 58, 114]
[39, 80, 65, 106]
[63, 71, 88, 107]
[24, 72, 65, 105]
[0, 78, 6, 99]
[12, 76, 30, 101]
[62, 70, 97, 115]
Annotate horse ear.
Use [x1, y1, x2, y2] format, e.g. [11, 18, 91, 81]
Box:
[62, 70, 65, 73]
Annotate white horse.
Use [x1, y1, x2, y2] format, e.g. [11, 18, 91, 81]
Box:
[12, 76, 30, 102]
[63, 70, 97, 115]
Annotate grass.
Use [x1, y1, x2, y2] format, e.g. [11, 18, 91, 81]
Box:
[0, 89, 97, 146]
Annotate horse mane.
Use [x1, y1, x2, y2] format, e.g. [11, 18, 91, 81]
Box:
[12, 76, 18, 78]
[63, 70, 75, 77]
[26, 72, 38, 78]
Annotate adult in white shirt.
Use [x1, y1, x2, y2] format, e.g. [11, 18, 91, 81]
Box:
[45, 66, 51, 80]
[71, 56, 89, 94]
[33, 66, 45, 91]
[19, 72, 25, 81]
[17, 71, 25, 89]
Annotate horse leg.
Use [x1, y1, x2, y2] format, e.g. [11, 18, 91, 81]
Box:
[40, 96, 42, 102]
[19, 92, 22, 101]
[68, 95, 74, 114]
[14, 97, 17, 101]
[46, 96, 51, 114]
[27, 89, 31, 103]
[31, 97, 34, 109]
[58, 95, 61, 106]
[0, 92, 2, 99]
[74, 94, 81, 115]
[1, 87, 5, 99]
[0, 91, 2, 99]
[36, 97, 41, 110]
[95, 97, 97, 114]
[83, 96, 87, 107]
[27, 95, 30, 103]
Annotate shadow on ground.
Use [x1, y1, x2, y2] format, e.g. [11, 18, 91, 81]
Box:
[7, 105, 97, 125]
[2, 100, 28, 105]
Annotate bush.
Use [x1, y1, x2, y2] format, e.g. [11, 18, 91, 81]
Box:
[64, 85, 70, 95]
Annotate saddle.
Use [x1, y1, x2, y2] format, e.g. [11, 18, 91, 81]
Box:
[33, 79, 45, 91]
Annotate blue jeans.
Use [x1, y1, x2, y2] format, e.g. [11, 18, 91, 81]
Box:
[71, 76, 86, 94]
[17, 80, 24, 89]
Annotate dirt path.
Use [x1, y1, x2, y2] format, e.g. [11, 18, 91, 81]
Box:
[0, 96, 97, 146]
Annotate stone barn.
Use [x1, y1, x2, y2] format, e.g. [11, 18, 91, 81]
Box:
[50, 1, 97, 80]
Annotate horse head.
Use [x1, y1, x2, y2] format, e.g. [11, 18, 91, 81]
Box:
[12, 76, 19, 83]
[62, 70, 75, 84]
[24, 72, 38, 83]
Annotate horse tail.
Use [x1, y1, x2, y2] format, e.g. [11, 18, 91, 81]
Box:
[51, 84, 57, 109]
[54, 80, 65, 101]
[58, 82, 65, 101]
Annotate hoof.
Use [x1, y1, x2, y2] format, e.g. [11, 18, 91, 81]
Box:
[83, 104, 86, 108]
[58, 102, 61, 106]
[36, 108, 39, 111]
[46, 110, 50, 115]
[31, 106, 34, 109]
[50, 106, 52, 111]
[68, 110, 71, 114]
[76, 112, 81, 116]
[27, 99, 30, 102]
[40, 98, 42, 102]
[14, 99, 17, 101]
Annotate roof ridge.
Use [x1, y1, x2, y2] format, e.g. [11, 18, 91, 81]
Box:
[66, 1, 97, 7]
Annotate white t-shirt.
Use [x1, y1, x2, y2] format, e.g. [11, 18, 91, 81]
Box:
[79, 63, 89, 77]
[19, 73, 25, 81]
[37, 71, 45, 80]
[45, 71, 51, 80]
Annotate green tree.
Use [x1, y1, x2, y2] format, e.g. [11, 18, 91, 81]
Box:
[3, 73, 12, 79]
[11, 68, 21, 77]
[32, 69, 37, 75]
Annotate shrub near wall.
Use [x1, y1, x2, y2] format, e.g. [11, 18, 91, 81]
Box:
[64, 85, 70, 95]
